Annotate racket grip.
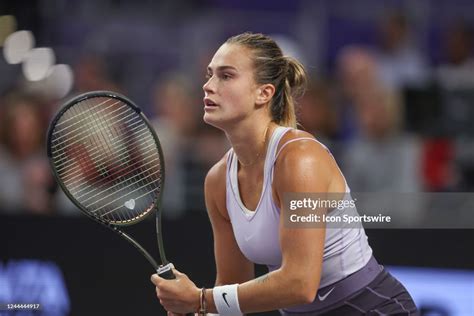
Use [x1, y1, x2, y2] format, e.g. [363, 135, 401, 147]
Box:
[158, 263, 194, 316]
[157, 263, 176, 279]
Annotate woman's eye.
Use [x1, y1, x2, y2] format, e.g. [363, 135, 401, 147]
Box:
[222, 74, 231, 80]
[205, 73, 212, 80]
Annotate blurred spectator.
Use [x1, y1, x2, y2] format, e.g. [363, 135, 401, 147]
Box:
[0, 93, 55, 214]
[341, 84, 424, 223]
[436, 20, 474, 90]
[338, 46, 379, 102]
[342, 84, 422, 193]
[297, 80, 339, 151]
[374, 11, 430, 89]
[433, 21, 474, 190]
[73, 54, 122, 93]
[335, 46, 380, 141]
[186, 123, 229, 211]
[150, 73, 201, 217]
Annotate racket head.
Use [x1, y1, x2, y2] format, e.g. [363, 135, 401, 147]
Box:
[47, 91, 166, 227]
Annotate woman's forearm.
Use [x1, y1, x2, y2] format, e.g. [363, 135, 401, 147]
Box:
[205, 270, 314, 314]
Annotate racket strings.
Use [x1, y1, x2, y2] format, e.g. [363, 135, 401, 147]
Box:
[51, 98, 123, 146]
[86, 102, 159, 222]
[50, 97, 163, 224]
[54, 100, 147, 180]
[53, 97, 114, 128]
[81, 99, 153, 222]
[54, 117, 146, 170]
[84, 164, 161, 208]
[54, 101, 141, 188]
[52, 106, 140, 166]
[65, 102, 145, 189]
[73, 152, 159, 199]
[61, 134, 155, 193]
[83, 98, 161, 222]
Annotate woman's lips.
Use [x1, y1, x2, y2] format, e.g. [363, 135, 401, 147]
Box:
[204, 98, 219, 108]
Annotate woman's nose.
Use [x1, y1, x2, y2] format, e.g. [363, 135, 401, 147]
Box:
[203, 76, 214, 93]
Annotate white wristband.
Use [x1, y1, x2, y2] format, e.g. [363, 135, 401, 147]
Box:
[212, 284, 242, 316]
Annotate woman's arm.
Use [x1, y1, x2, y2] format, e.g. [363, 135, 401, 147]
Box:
[205, 158, 255, 286]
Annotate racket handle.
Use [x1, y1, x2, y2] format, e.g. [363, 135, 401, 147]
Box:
[158, 263, 194, 316]
[157, 263, 176, 279]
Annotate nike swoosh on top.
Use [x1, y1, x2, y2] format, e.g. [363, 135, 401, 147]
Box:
[244, 234, 255, 242]
[317, 286, 335, 301]
[222, 292, 230, 307]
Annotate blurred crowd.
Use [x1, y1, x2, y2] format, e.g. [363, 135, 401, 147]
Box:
[0, 6, 474, 218]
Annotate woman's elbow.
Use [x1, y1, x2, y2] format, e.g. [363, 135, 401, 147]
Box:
[291, 277, 319, 305]
[298, 287, 318, 305]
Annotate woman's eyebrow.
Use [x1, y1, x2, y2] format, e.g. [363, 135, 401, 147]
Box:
[207, 65, 238, 72]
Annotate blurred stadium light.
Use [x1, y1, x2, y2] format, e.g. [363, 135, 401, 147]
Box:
[22, 47, 55, 81]
[3, 30, 34, 64]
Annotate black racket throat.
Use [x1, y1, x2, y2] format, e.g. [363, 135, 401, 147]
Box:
[47, 90, 174, 277]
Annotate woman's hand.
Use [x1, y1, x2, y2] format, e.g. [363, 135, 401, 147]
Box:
[151, 268, 200, 314]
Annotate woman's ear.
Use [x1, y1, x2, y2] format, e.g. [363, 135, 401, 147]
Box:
[255, 84, 275, 106]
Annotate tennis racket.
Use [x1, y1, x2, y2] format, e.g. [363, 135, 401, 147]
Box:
[47, 90, 175, 279]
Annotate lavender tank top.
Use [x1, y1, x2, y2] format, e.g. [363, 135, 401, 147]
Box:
[225, 126, 373, 292]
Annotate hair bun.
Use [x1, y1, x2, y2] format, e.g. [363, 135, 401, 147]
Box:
[284, 56, 307, 98]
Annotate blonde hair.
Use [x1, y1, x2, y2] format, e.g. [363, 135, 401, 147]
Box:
[226, 32, 307, 128]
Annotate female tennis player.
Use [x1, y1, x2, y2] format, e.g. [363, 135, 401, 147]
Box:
[151, 32, 418, 315]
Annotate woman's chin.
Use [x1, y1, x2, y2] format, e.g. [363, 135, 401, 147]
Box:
[203, 113, 223, 129]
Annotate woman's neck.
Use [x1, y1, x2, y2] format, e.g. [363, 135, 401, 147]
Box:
[225, 120, 275, 167]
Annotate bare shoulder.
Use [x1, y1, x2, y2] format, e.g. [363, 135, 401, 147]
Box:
[273, 129, 345, 197]
[275, 129, 331, 164]
[205, 151, 229, 220]
[205, 152, 227, 188]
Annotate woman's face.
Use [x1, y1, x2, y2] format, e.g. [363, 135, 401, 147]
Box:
[202, 43, 259, 129]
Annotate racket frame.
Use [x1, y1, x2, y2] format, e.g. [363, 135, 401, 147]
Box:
[47, 91, 171, 274]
